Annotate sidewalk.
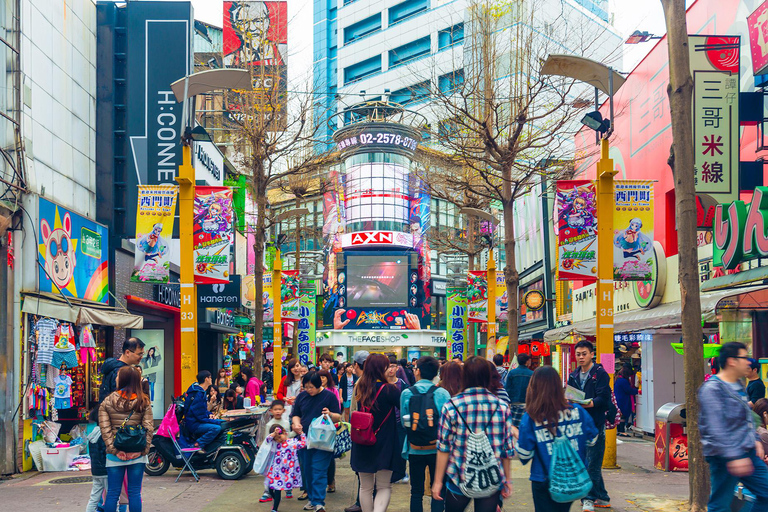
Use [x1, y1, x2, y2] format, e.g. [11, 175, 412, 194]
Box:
[0, 438, 690, 511]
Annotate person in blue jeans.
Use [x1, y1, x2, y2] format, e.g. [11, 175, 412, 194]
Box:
[184, 370, 223, 452]
[699, 341, 768, 512]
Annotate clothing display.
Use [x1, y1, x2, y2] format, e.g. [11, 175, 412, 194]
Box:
[34, 317, 58, 365]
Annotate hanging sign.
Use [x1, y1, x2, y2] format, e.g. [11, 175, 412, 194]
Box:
[714, 186, 768, 269]
[297, 292, 316, 366]
[467, 271, 488, 323]
[132, 185, 178, 283]
[613, 180, 654, 280]
[446, 286, 468, 361]
[280, 270, 301, 322]
[193, 186, 233, 284]
[748, 3, 768, 76]
[556, 180, 597, 281]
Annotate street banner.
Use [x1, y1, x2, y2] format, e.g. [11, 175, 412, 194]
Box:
[495, 273, 508, 324]
[132, 185, 178, 283]
[467, 271, 488, 323]
[447, 287, 468, 361]
[242, 275, 256, 309]
[556, 180, 597, 281]
[263, 273, 274, 321]
[613, 180, 654, 280]
[194, 186, 233, 284]
[297, 292, 316, 366]
[749, 2, 768, 76]
[281, 269, 301, 322]
[689, 35, 740, 201]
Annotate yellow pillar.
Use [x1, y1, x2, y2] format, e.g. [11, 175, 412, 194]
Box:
[272, 249, 283, 394]
[595, 137, 618, 469]
[177, 145, 198, 388]
[486, 249, 497, 360]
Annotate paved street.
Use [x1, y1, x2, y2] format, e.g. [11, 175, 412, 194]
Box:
[0, 438, 689, 512]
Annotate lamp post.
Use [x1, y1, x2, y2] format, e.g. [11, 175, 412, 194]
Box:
[170, 69, 252, 389]
[541, 55, 625, 468]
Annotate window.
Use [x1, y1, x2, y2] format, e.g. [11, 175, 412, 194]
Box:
[389, 0, 428, 26]
[438, 23, 463, 50]
[438, 69, 464, 94]
[389, 36, 431, 68]
[390, 81, 431, 105]
[344, 55, 382, 84]
[343, 14, 382, 44]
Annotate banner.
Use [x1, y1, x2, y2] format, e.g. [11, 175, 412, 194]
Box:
[132, 185, 178, 283]
[263, 273, 274, 321]
[194, 186, 233, 284]
[749, 3, 768, 76]
[242, 275, 256, 309]
[556, 180, 597, 281]
[297, 292, 316, 366]
[281, 269, 301, 322]
[494, 273, 507, 324]
[467, 271, 488, 323]
[446, 287, 468, 361]
[613, 180, 654, 280]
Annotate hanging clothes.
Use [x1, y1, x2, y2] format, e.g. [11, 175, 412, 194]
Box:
[34, 317, 58, 365]
[51, 323, 78, 368]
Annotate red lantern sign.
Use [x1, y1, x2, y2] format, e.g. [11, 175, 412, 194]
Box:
[530, 341, 541, 356]
[519, 344, 530, 354]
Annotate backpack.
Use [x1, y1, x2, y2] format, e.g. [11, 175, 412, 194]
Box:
[548, 434, 593, 503]
[605, 392, 621, 430]
[406, 385, 439, 450]
[451, 400, 503, 498]
[351, 385, 392, 446]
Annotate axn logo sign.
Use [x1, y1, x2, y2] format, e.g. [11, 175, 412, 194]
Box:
[350, 231, 394, 245]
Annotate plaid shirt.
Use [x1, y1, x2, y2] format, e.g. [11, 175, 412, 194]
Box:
[437, 387, 515, 487]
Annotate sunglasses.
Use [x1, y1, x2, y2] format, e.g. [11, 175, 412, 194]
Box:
[49, 238, 69, 257]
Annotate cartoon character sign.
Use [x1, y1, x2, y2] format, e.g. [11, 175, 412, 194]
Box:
[614, 218, 650, 259]
[193, 186, 234, 284]
[613, 180, 654, 280]
[41, 212, 76, 292]
[556, 180, 597, 281]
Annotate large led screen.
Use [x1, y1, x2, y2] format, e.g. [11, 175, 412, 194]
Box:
[346, 255, 408, 307]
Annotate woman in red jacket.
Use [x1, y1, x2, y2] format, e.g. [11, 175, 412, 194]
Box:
[276, 358, 303, 416]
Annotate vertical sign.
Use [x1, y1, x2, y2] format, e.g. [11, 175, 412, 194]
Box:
[281, 269, 301, 322]
[467, 271, 488, 323]
[689, 35, 740, 200]
[446, 287, 467, 361]
[556, 180, 597, 281]
[133, 185, 178, 283]
[613, 180, 654, 280]
[193, 187, 234, 284]
[748, 2, 768, 76]
[297, 291, 316, 366]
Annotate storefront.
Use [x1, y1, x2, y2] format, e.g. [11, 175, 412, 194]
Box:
[198, 307, 239, 377]
[316, 329, 447, 361]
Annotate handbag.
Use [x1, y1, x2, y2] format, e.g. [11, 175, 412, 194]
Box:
[350, 385, 392, 446]
[113, 410, 148, 453]
[307, 414, 337, 452]
[334, 422, 352, 458]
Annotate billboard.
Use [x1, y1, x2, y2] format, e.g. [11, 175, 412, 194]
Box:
[613, 181, 655, 280]
[556, 180, 597, 281]
[446, 287, 468, 361]
[38, 198, 109, 303]
[346, 255, 409, 308]
[193, 187, 234, 284]
[133, 185, 178, 283]
[297, 292, 317, 365]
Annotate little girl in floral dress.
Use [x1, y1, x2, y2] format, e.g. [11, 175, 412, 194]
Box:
[264, 424, 305, 512]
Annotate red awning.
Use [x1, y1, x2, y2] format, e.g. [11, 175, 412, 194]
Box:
[125, 295, 180, 315]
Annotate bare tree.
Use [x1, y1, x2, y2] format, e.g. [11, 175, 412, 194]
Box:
[659, 0, 707, 509]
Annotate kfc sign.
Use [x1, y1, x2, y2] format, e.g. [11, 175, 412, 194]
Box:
[342, 231, 413, 248]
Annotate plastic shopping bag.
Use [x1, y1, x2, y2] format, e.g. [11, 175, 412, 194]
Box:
[252, 437, 276, 475]
[307, 414, 337, 452]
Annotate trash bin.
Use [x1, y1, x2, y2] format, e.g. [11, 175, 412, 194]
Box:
[654, 402, 688, 472]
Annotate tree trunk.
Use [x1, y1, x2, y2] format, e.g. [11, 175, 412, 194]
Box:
[501, 197, 519, 358]
[660, 1, 708, 509]
[250, 162, 267, 379]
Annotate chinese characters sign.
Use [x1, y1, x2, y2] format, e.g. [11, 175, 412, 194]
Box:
[714, 186, 768, 269]
[297, 292, 316, 366]
[613, 181, 654, 280]
[133, 185, 178, 283]
[446, 287, 467, 361]
[690, 35, 740, 199]
[556, 180, 597, 281]
[193, 187, 233, 284]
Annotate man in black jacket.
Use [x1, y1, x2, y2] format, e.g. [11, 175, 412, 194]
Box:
[98, 337, 145, 404]
[568, 340, 611, 512]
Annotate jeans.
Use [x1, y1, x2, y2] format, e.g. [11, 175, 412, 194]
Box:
[299, 448, 334, 506]
[104, 463, 144, 512]
[360, 469, 393, 512]
[585, 425, 609, 503]
[194, 423, 221, 449]
[87, 475, 107, 512]
[443, 489, 501, 512]
[707, 450, 768, 512]
[409, 453, 443, 512]
[531, 480, 571, 512]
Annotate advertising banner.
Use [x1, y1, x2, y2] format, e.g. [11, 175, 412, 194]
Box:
[749, 2, 768, 75]
[263, 273, 274, 321]
[281, 269, 301, 322]
[556, 180, 597, 281]
[467, 271, 488, 323]
[495, 273, 507, 324]
[242, 275, 256, 310]
[132, 185, 178, 283]
[194, 187, 233, 284]
[297, 292, 316, 366]
[38, 198, 109, 303]
[446, 287, 468, 361]
[689, 35, 740, 200]
[613, 180, 654, 280]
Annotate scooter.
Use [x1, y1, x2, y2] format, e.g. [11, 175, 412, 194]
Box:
[144, 402, 260, 480]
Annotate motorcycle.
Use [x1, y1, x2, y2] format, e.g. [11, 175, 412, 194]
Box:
[144, 400, 261, 480]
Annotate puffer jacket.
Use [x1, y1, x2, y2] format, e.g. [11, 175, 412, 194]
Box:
[98, 391, 154, 456]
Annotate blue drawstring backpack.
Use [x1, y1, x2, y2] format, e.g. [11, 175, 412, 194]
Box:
[548, 434, 593, 503]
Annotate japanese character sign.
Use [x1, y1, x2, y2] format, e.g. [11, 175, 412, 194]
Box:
[446, 287, 467, 361]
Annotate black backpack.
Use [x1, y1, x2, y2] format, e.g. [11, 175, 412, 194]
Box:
[406, 385, 440, 450]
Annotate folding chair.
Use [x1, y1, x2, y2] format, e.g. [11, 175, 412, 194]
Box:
[171, 433, 201, 483]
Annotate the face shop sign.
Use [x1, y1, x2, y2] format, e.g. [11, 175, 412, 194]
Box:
[347, 334, 402, 344]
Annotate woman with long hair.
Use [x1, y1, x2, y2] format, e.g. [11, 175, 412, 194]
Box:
[277, 358, 303, 416]
[439, 361, 463, 397]
[207, 386, 222, 417]
[514, 366, 599, 511]
[340, 363, 358, 422]
[221, 388, 244, 410]
[241, 366, 263, 406]
[215, 368, 230, 395]
[351, 353, 402, 512]
[99, 366, 154, 512]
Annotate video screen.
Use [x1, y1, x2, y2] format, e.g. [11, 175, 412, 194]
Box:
[346, 255, 408, 308]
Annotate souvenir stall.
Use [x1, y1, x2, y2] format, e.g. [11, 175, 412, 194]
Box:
[222, 330, 256, 382]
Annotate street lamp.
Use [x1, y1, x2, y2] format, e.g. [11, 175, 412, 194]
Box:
[540, 55, 625, 468]
[625, 30, 662, 45]
[170, 69, 252, 389]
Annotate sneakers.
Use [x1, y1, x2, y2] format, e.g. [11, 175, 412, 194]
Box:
[594, 499, 611, 508]
[582, 500, 595, 512]
[303, 503, 315, 511]
[286, 490, 293, 499]
[315, 506, 326, 512]
[297, 491, 309, 501]
[259, 492, 273, 503]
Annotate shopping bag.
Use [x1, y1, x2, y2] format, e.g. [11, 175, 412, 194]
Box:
[334, 422, 352, 458]
[307, 414, 337, 452]
[548, 435, 592, 503]
[252, 437, 275, 475]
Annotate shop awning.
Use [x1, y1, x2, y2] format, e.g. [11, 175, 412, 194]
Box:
[543, 284, 768, 342]
[701, 265, 768, 292]
[22, 292, 144, 329]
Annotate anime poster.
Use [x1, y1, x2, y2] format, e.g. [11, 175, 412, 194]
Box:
[281, 269, 301, 322]
[495, 273, 508, 323]
[38, 198, 109, 303]
[263, 273, 274, 321]
[447, 287, 468, 361]
[410, 176, 432, 325]
[193, 186, 233, 284]
[467, 271, 488, 323]
[323, 170, 346, 325]
[297, 292, 316, 366]
[613, 181, 654, 280]
[132, 186, 178, 283]
[556, 180, 597, 281]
